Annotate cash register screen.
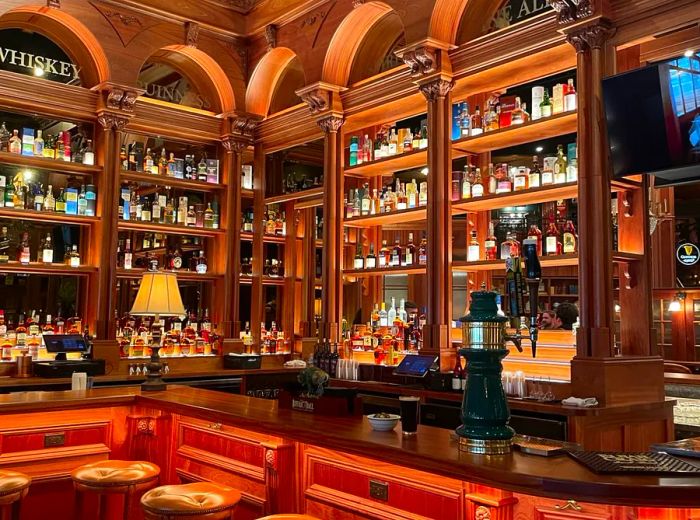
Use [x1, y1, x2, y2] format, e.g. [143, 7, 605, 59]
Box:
[393, 355, 437, 378]
[44, 335, 88, 353]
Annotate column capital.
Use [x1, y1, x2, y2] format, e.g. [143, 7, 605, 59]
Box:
[92, 83, 144, 131]
[548, 0, 611, 27]
[394, 38, 455, 79]
[220, 111, 262, 145]
[295, 82, 346, 115]
[317, 114, 344, 134]
[221, 137, 248, 154]
[418, 75, 455, 102]
[565, 19, 616, 52]
[97, 112, 130, 131]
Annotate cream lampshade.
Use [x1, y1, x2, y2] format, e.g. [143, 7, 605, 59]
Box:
[130, 271, 185, 392]
[130, 271, 186, 318]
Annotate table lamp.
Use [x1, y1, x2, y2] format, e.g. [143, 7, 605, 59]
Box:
[130, 270, 186, 391]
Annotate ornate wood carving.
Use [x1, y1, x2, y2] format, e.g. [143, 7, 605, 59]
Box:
[231, 115, 259, 138]
[47, 0, 60, 7]
[352, 0, 365, 7]
[265, 24, 277, 51]
[566, 19, 616, 50]
[91, 3, 153, 47]
[317, 115, 344, 133]
[475, 506, 492, 519]
[419, 78, 455, 102]
[186, 21, 200, 48]
[97, 113, 129, 131]
[400, 47, 437, 77]
[299, 89, 329, 114]
[222, 138, 247, 153]
[299, 4, 333, 48]
[548, 0, 593, 25]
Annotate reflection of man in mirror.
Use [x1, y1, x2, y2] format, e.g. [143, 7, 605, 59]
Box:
[264, 298, 277, 326]
[70, 123, 89, 156]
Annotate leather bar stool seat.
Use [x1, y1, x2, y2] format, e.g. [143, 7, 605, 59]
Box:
[0, 470, 30, 520]
[72, 460, 160, 519]
[256, 516, 321, 520]
[141, 482, 242, 520]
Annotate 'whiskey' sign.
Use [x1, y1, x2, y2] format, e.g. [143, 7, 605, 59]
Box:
[0, 29, 80, 84]
[0, 47, 79, 80]
[490, 0, 551, 32]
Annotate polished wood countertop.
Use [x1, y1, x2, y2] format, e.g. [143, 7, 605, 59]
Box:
[0, 386, 694, 507]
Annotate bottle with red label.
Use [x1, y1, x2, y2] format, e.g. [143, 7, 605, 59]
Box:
[544, 214, 562, 256]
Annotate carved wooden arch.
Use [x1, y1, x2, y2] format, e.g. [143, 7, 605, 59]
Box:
[321, 1, 403, 87]
[428, 0, 472, 45]
[140, 44, 236, 113]
[0, 5, 110, 87]
[246, 47, 304, 117]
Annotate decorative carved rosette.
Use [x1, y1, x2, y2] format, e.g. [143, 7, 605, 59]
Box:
[400, 47, 437, 78]
[186, 21, 200, 48]
[317, 115, 344, 134]
[474, 505, 491, 520]
[566, 19, 616, 52]
[419, 78, 455, 102]
[136, 417, 156, 436]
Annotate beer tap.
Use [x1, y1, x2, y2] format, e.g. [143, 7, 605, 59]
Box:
[503, 238, 540, 358]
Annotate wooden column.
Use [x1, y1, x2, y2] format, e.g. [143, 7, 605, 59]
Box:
[251, 143, 266, 348]
[300, 208, 317, 337]
[318, 114, 344, 342]
[419, 76, 454, 360]
[222, 140, 244, 337]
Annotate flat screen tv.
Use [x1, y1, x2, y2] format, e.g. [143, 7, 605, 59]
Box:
[602, 54, 700, 187]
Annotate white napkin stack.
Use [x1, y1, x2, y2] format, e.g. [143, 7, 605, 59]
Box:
[562, 396, 599, 407]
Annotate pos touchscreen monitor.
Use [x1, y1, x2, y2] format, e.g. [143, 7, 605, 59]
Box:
[393, 354, 438, 378]
[44, 334, 88, 360]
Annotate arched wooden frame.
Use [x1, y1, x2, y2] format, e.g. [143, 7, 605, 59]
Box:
[322, 1, 403, 87]
[139, 44, 236, 114]
[429, 0, 471, 45]
[246, 47, 305, 117]
[0, 5, 109, 87]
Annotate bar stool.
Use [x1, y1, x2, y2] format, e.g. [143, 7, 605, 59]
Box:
[0, 470, 31, 520]
[256, 516, 321, 520]
[71, 460, 160, 520]
[141, 482, 242, 520]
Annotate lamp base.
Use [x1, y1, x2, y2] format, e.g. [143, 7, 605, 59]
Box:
[142, 344, 167, 392]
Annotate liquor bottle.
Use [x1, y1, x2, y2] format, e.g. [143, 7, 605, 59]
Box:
[471, 168, 484, 197]
[485, 101, 500, 132]
[487, 163, 497, 194]
[353, 243, 364, 270]
[388, 128, 398, 156]
[452, 355, 464, 391]
[43, 314, 55, 335]
[379, 239, 390, 268]
[349, 135, 359, 166]
[378, 302, 388, 327]
[363, 134, 373, 163]
[470, 105, 483, 136]
[402, 233, 416, 266]
[527, 224, 543, 256]
[467, 230, 480, 261]
[42, 233, 53, 264]
[8, 130, 21, 154]
[387, 297, 397, 324]
[197, 155, 208, 182]
[553, 144, 567, 184]
[500, 231, 520, 259]
[123, 239, 133, 269]
[461, 165, 471, 199]
[419, 181, 428, 207]
[402, 129, 413, 152]
[56, 131, 65, 161]
[166, 152, 176, 177]
[128, 143, 137, 171]
[512, 166, 528, 192]
[406, 180, 418, 209]
[562, 220, 578, 254]
[32, 183, 44, 211]
[0, 122, 9, 152]
[390, 237, 401, 267]
[567, 142, 578, 183]
[0, 227, 9, 263]
[83, 140, 95, 166]
[529, 156, 542, 188]
[186, 206, 196, 227]
[34, 130, 44, 157]
[77, 185, 88, 216]
[119, 145, 128, 170]
[495, 163, 512, 194]
[540, 89, 553, 118]
[485, 222, 497, 260]
[144, 148, 154, 174]
[564, 79, 577, 112]
[156, 148, 167, 176]
[371, 188, 380, 214]
[18, 232, 30, 264]
[419, 125, 428, 149]
[69, 245, 80, 267]
[544, 214, 561, 255]
[510, 97, 527, 125]
[460, 102, 471, 137]
[361, 183, 371, 215]
[365, 243, 377, 269]
[203, 203, 214, 229]
[418, 235, 428, 265]
[196, 250, 208, 274]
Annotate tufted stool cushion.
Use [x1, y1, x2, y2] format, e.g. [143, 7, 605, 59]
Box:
[0, 470, 30, 507]
[141, 482, 242, 519]
[72, 460, 160, 491]
[256, 516, 321, 520]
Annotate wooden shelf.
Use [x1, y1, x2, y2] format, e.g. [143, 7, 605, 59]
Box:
[612, 251, 644, 262]
[264, 186, 324, 205]
[0, 151, 102, 176]
[262, 276, 285, 286]
[118, 220, 224, 237]
[239, 232, 288, 244]
[0, 207, 99, 226]
[115, 268, 223, 282]
[452, 111, 577, 156]
[343, 265, 426, 277]
[345, 207, 426, 228]
[240, 231, 253, 241]
[241, 188, 254, 198]
[0, 262, 96, 276]
[452, 182, 577, 213]
[120, 171, 224, 193]
[240, 275, 252, 285]
[453, 254, 578, 272]
[344, 148, 428, 177]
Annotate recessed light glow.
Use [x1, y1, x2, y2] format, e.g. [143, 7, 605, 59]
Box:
[22, 169, 33, 181]
[684, 49, 695, 58]
[614, 304, 621, 313]
[33, 66, 44, 77]
[668, 299, 682, 312]
[536, 146, 544, 153]
[420, 167, 429, 175]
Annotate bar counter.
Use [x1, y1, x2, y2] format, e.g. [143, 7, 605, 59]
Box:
[1, 386, 698, 518]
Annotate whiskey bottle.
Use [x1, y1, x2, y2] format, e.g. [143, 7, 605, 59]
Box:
[128, 143, 138, 171]
[120, 145, 128, 170]
[159, 148, 168, 176]
[467, 230, 480, 261]
[510, 97, 527, 125]
[186, 206, 196, 227]
[42, 233, 53, 264]
[562, 220, 578, 254]
[349, 135, 358, 166]
[513, 167, 529, 192]
[18, 232, 30, 265]
[461, 166, 471, 199]
[419, 181, 428, 206]
[144, 148, 154, 174]
[419, 124, 428, 149]
[564, 79, 577, 112]
[44, 185, 55, 212]
[402, 233, 416, 266]
[396, 181, 407, 211]
[141, 197, 152, 222]
[204, 203, 214, 229]
[379, 239, 390, 268]
[361, 183, 371, 215]
[83, 140, 95, 166]
[540, 89, 553, 118]
[0, 122, 9, 152]
[471, 168, 484, 197]
[151, 196, 161, 223]
[485, 222, 497, 260]
[77, 185, 88, 216]
[500, 231, 520, 259]
[8, 130, 21, 154]
[353, 243, 364, 270]
[553, 144, 567, 184]
[69, 244, 80, 267]
[544, 214, 561, 255]
[388, 128, 398, 156]
[197, 155, 208, 182]
[390, 237, 401, 267]
[33, 183, 44, 211]
[470, 105, 483, 136]
[123, 238, 133, 269]
[365, 243, 377, 269]
[418, 235, 427, 265]
[527, 224, 543, 256]
[0, 227, 9, 263]
[529, 156, 542, 188]
[34, 130, 44, 157]
[167, 152, 176, 177]
[196, 250, 208, 274]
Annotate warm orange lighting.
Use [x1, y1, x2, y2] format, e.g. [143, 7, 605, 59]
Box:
[668, 292, 686, 313]
[130, 271, 186, 318]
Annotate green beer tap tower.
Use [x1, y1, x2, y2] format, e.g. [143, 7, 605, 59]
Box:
[456, 238, 541, 455]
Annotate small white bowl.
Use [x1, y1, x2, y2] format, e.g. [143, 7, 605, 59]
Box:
[367, 414, 400, 432]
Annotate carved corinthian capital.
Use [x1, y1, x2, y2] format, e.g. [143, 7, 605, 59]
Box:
[566, 19, 616, 52]
[419, 78, 454, 102]
[317, 115, 344, 134]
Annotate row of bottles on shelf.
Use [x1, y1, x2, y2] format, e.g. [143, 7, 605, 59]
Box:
[0, 227, 80, 266]
[453, 146, 577, 202]
[348, 124, 429, 166]
[240, 257, 284, 277]
[120, 143, 219, 184]
[281, 170, 323, 195]
[453, 78, 577, 139]
[116, 237, 208, 273]
[311, 338, 340, 377]
[467, 216, 578, 262]
[352, 233, 427, 270]
[0, 123, 95, 165]
[119, 185, 220, 229]
[0, 309, 84, 360]
[244, 208, 325, 241]
[346, 178, 427, 219]
[116, 310, 221, 358]
[0, 176, 97, 216]
[239, 321, 290, 354]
